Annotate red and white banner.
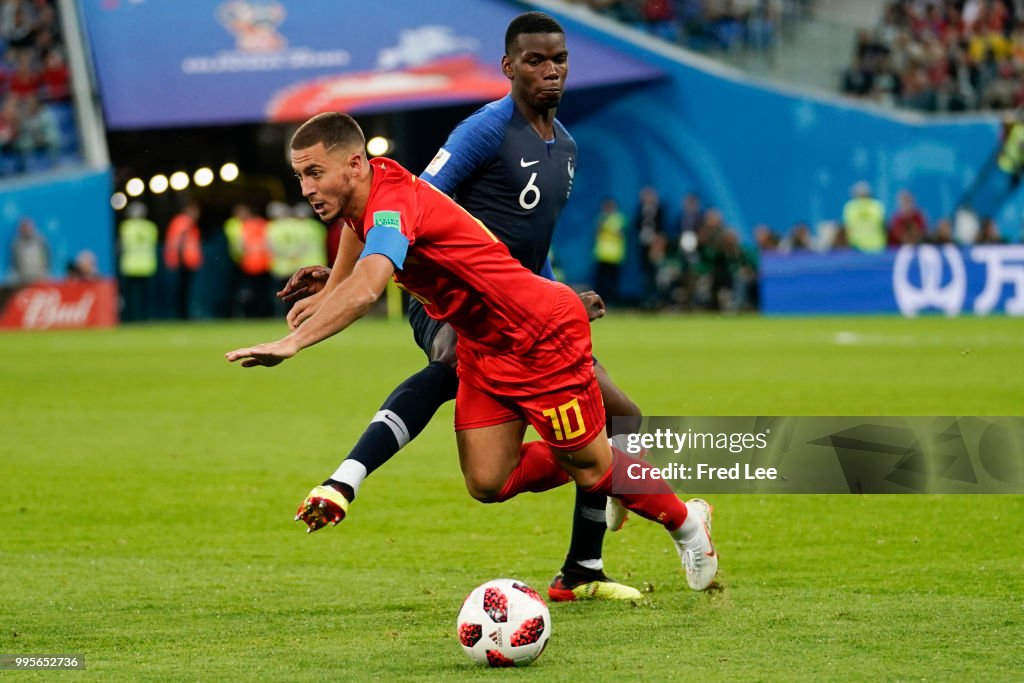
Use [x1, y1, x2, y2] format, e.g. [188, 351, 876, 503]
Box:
[0, 279, 118, 330]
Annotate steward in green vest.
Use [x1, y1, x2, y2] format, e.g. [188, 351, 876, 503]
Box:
[593, 197, 626, 305]
[843, 182, 886, 252]
[997, 121, 1024, 181]
[119, 205, 158, 277]
[118, 202, 158, 322]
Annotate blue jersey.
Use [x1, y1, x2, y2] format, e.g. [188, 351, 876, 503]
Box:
[420, 94, 576, 275]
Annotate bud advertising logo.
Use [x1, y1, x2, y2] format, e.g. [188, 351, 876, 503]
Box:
[0, 281, 118, 330]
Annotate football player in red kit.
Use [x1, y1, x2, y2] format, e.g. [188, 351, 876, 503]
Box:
[226, 112, 718, 592]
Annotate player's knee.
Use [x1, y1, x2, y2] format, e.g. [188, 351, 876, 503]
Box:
[429, 325, 458, 367]
[569, 466, 603, 490]
[464, 474, 505, 503]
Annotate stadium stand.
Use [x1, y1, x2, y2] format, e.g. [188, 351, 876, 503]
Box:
[563, 0, 814, 54]
[841, 0, 1024, 111]
[0, 0, 78, 177]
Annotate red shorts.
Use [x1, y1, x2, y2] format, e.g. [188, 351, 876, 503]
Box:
[454, 285, 606, 451]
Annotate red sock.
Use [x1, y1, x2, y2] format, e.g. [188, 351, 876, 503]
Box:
[493, 441, 572, 502]
[586, 449, 688, 531]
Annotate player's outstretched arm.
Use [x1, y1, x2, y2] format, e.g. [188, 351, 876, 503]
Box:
[285, 228, 367, 329]
[289, 253, 393, 348]
[226, 254, 394, 368]
[279, 227, 366, 304]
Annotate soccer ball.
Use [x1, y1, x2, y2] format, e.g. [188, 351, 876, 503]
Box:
[456, 578, 551, 667]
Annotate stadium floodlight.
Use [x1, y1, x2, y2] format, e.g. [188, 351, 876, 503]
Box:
[194, 167, 214, 187]
[149, 174, 169, 194]
[126, 178, 145, 197]
[366, 136, 391, 157]
[110, 192, 128, 210]
[170, 171, 190, 191]
[220, 162, 240, 182]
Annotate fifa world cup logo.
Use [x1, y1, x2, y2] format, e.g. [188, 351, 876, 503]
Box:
[218, 0, 287, 53]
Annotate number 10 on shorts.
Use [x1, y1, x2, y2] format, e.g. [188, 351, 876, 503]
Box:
[543, 398, 586, 441]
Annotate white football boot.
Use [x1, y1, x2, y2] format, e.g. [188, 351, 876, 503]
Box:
[606, 496, 629, 531]
[606, 436, 637, 531]
[675, 498, 718, 591]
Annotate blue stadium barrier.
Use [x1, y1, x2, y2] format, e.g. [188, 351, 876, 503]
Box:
[761, 245, 1024, 316]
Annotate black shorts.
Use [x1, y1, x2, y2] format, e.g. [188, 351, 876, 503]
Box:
[408, 298, 447, 358]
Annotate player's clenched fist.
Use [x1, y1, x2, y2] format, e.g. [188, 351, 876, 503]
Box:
[277, 265, 332, 304]
[578, 290, 606, 321]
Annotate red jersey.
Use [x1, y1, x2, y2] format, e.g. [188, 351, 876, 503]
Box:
[348, 158, 562, 355]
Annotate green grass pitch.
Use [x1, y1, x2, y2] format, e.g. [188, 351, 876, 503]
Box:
[2, 315, 1022, 680]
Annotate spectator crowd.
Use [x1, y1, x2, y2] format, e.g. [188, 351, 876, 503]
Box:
[0, 0, 73, 175]
[563, 0, 1024, 113]
[588, 180, 1018, 314]
[564, 0, 811, 53]
[843, 0, 1024, 111]
[7, 182, 1020, 320]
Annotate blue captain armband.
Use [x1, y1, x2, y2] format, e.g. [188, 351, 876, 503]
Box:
[361, 224, 409, 270]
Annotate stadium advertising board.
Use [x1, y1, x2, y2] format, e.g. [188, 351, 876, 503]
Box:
[78, 0, 662, 129]
[0, 279, 118, 330]
[761, 245, 1024, 316]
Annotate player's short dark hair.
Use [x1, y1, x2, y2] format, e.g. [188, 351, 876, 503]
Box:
[290, 112, 365, 153]
[505, 11, 564, 55]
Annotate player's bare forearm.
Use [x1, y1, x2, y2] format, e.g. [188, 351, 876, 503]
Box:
[327, 226, 363, 284]
[280, 228, 365, 304]
[228, 256, 393, 368]
[288, 254, 394, 351]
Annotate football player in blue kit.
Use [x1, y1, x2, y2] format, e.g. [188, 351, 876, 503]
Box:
[281, 12, 644, 602]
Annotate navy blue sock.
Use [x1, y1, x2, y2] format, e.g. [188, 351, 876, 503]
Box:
[563, 486, 608, 573]
[336, 361, 458, 497]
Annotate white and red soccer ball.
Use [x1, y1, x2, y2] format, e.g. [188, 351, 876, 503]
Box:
[456, 578, 551, 667]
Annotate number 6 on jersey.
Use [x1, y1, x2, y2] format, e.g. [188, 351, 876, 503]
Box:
[519, 172, 540, 210]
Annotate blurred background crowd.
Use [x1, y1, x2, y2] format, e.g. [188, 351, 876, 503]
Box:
[110, 199, 327, 322]
[3, 0, 1024, 324]
[567, 0, 1024, 112]
[842, 0, 1024, 111]
[587, 178, 1011, 314]
[564, 0, 811, 52]
[6, 175, 1003, 320]
[0, 0, 74, 175]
